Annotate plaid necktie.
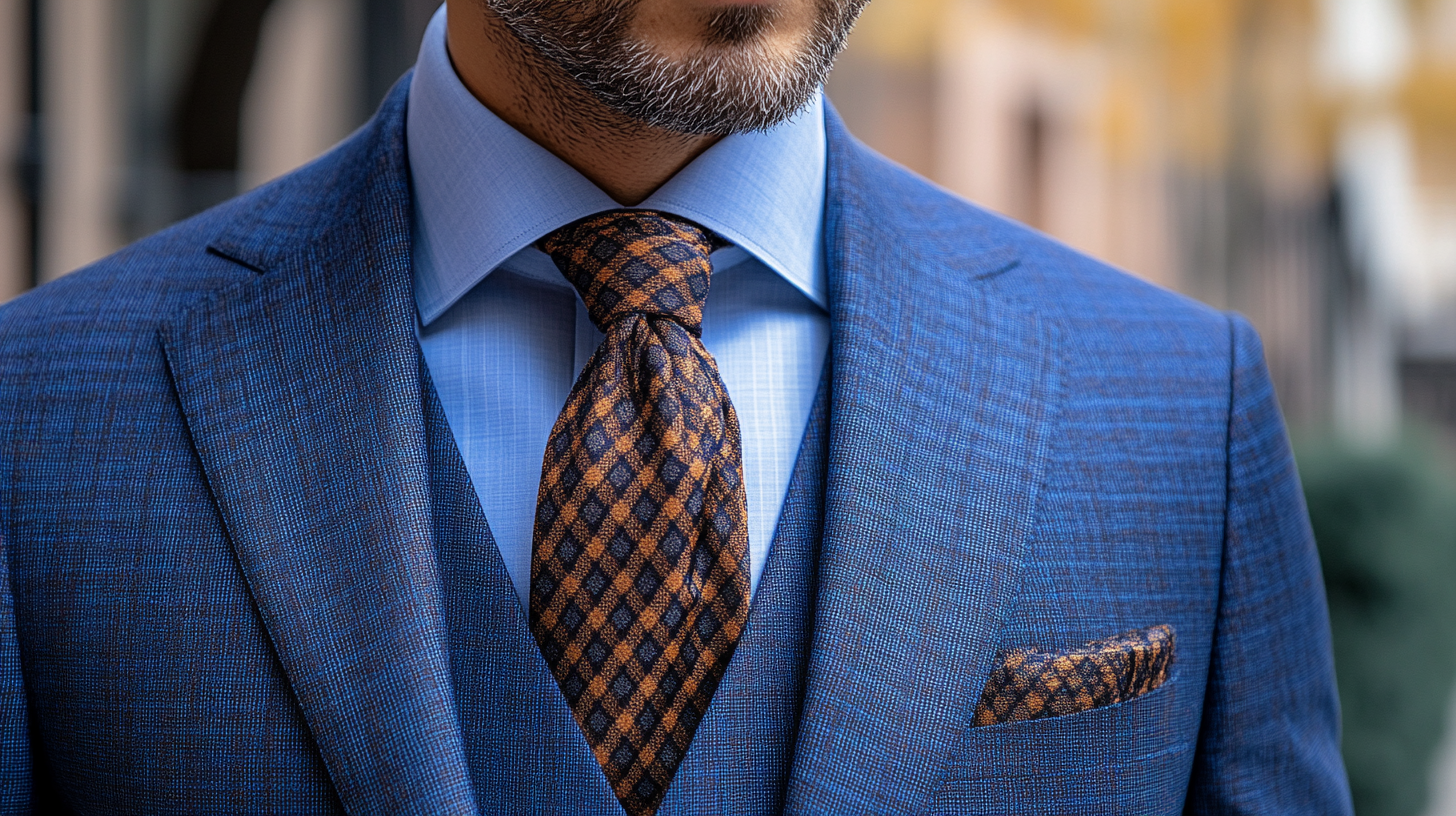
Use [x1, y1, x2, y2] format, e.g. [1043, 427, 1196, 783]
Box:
[531, 210, 751, 816]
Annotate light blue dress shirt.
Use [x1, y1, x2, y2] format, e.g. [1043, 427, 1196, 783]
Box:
[408, 6, 830, 609]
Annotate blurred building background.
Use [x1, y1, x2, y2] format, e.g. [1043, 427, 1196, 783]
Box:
[0, 0, 1454, 812]
[0, 0, 436, 295]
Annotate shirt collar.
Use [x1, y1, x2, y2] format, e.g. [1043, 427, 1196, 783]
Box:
[407, 5, 828, 325]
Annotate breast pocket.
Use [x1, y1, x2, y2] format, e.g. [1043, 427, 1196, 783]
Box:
[926, 625, 1191, 815]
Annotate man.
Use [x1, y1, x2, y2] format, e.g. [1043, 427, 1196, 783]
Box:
[0, 0, 1351, 813]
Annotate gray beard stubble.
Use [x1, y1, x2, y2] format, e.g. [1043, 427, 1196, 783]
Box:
[482, 0, 869, 135]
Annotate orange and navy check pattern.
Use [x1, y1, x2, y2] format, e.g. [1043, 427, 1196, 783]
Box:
[973, 624, 1175, 726]
[532, 211, 750, 816]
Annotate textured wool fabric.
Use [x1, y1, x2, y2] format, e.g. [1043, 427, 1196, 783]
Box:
[0, 539, 24, 813]
[532, 212, 751, 815]
[0, 72, 1350, 814]
[972, 625, 1175, 726]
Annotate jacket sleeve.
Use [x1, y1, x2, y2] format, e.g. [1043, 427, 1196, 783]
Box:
[0, 526, 31, 813]
[1184, 314, 1352, 813]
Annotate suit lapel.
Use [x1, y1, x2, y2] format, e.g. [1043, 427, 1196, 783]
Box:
[159, 76, 476, 816]
[786, 112, 1065, 814]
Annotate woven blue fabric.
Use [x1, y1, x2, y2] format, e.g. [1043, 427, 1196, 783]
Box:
[0, 73, 1349, 813]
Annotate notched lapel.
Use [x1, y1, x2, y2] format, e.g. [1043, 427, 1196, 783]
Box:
[787, 112, 1065, 815]
[159, 77, 476, 816]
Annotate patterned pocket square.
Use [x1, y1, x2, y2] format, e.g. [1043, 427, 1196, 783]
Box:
[972, 624, 1175, 726]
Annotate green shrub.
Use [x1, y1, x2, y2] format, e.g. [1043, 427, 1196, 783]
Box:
[1297, 430, 1456, 816]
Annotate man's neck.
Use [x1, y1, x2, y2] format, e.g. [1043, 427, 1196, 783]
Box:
[446, 3, 720, 206]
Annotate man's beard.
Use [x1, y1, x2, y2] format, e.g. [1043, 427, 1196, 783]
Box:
[482, 0, 869, 135]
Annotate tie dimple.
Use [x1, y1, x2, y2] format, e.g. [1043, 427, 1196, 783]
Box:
[531, 210, 750, 816]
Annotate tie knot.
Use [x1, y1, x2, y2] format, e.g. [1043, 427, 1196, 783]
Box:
[539, 211, 715, 334]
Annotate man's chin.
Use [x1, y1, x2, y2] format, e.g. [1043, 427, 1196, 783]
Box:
[496, 0, 862, 134]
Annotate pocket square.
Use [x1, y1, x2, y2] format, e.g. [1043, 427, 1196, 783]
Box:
[972, 624, 1175, 726]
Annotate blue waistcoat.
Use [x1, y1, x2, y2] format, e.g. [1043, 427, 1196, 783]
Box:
[425, 363, 831, 815]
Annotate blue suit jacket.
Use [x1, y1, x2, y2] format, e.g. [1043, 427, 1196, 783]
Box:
[0, 77, 1350, 814]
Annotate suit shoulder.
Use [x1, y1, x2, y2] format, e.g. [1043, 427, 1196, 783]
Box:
[2, 207, 242, 327]
[0, 130, 372, 363]
[0, 212, 251, 382]
[851, 149, 1228, 348]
